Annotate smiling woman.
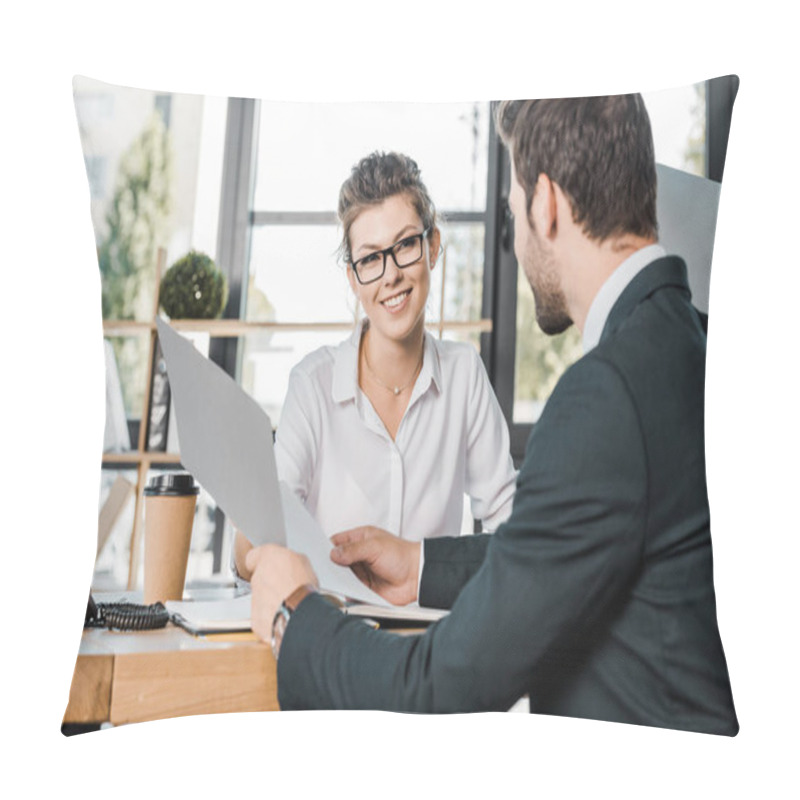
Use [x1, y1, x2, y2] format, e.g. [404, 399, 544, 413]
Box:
[233, 151, 517, 582]
[348, 194, 438, 437]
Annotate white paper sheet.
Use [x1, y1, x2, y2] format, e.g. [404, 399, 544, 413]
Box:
[160, 317, 427, 613]
[280, 482, 391, 607]
[157, 317, 286, 547]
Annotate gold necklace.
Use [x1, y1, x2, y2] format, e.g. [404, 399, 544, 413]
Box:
[362, 344, 424, 396]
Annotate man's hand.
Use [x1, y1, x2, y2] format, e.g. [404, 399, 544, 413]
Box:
[330, 526, 420, 606]
[246, 545, 319, 643]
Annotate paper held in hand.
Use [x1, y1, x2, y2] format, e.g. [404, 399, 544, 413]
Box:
[166, 484, 447, 634]
[157, 317, 447, 631]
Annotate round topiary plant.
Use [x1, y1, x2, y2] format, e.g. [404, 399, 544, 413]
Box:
[159, 251, 229, 319]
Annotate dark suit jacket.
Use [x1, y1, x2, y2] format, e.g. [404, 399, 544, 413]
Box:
[278, 256, 739, 735]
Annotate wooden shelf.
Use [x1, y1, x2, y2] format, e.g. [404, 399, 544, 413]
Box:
[102, 451, 181, 465]
[103, 318, 492, 337]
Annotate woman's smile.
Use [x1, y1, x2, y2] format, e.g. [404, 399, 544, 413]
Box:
[381, 288, 412, 312]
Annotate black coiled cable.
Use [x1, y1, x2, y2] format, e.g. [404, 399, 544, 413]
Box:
[85, 595, 169, 631]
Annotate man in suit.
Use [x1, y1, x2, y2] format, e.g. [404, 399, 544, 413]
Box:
[246, 94, 739, 735]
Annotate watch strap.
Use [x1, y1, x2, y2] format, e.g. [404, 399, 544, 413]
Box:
[270, 584, 317, 660]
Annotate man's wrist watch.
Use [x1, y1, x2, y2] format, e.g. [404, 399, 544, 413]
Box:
[271, 584, 317, 660]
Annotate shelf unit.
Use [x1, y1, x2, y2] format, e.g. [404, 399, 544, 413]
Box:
[101, 249, 493, 590]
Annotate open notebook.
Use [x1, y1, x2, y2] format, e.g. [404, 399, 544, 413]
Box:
[157, 317, 447, 630]
[165, 592, 446, 635]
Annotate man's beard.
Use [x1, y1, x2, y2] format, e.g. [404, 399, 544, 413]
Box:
[524, 235, 572, 335]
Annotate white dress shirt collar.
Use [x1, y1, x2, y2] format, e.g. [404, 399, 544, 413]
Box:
[582, 244, 666, 354]
[331, 318, 442, 404]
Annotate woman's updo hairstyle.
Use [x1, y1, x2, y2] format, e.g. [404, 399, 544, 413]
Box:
[337, 151, 438, 264]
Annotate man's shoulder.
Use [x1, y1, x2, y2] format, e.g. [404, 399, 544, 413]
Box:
[543, 349, 631, 413]
[597, 276, 706, 375]
[524, 280, 706, 484]
[602, 255, 703, 345]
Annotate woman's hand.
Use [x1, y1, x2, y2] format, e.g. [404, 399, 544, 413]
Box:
[330, 526, 420, 606]
[233, 530, 254, 581]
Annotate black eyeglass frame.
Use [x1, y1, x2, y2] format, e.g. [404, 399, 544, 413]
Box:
[349, 228, 431, 285]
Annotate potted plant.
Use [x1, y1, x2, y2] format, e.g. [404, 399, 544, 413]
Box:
[159, 250, 228, 320]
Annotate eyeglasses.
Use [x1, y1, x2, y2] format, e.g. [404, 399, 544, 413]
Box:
[350, 228, 430, 285]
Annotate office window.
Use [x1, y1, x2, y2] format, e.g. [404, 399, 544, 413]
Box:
[253, 102, 488, 211]
[75, 77, 229, 590]
[75, 76, 228, 437]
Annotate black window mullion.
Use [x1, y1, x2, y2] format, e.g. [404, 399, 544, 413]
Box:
[213, 96, 260, 354]
[207, 96, 260, 572]
[706, 75, 739, 182]
[484, 106, 530, 466]
[480, 117, 502, 386]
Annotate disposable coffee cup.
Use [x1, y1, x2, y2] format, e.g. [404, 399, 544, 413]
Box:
[143, 472, 200, 604]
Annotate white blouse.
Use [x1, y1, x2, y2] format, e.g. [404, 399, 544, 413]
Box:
[275, 322, 517, 541]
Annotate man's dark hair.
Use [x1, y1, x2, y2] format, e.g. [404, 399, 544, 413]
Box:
[495, 95, 658, 242]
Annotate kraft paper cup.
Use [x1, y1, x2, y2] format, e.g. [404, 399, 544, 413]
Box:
[143, 472, 200, 605]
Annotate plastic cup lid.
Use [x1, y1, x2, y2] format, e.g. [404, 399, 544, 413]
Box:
[143, 472, 200, 496]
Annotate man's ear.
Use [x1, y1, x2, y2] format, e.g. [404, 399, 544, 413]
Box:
[530, 173, 558, 240]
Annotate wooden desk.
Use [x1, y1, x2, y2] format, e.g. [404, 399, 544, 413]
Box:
[63, 624, 277, 726]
